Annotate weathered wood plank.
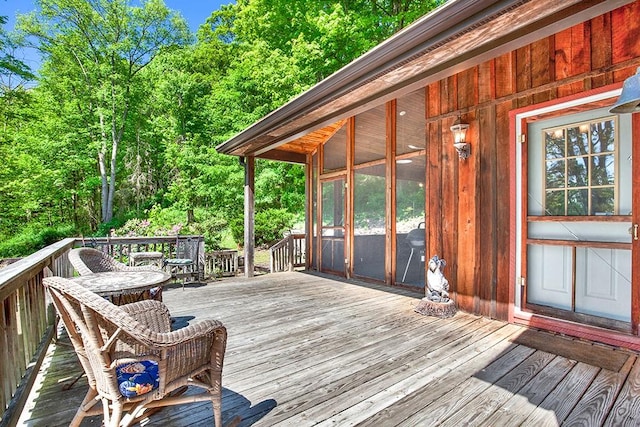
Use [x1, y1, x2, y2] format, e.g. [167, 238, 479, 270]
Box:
[481, 356, 577, 426]
[477, 104, 496, 318]
[17, 273, 640, 427]
[531, 37, 555, 104]
[590, 13, 613, 88]
[477, 60, 494, 104]
[399, 344, 536, 426]
[0, 299, 9, 414]
[260, 316, 493, 425]
[437, 350, 557, 426]
[458, 67, 478, 110]
[440, 117, 457, 306]
[494, 52, 515, 99]
[611, 1, 640, 65]
[562, 356, 635, 426]
[511, 329, 631, 372]
[605, 356, 640, 426]
[522, 362, 603, 425]
[516, 44, 532, 94]
[494, 99, 515, 320]
[354, 322, 523, 427]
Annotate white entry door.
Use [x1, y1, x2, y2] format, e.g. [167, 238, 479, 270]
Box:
[524, 107, 633, 324]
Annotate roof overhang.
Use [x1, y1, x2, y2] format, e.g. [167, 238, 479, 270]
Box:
[216, 0, 635, 160]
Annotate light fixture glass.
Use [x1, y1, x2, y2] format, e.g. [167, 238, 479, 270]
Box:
[450, 116, 470, 160]
[610, 66, 640, 114]
[396, 159, 413, 164]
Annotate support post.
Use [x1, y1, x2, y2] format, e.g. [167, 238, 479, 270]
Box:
[243, 156, 255, 277]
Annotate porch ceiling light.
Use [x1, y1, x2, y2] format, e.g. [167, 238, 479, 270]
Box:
[450, 116, 470, 160]
[610, 67, 640, 114]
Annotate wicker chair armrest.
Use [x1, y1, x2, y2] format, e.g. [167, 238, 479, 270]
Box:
[115, 318, 225, 350]
[154, 319, 226, 347]
[120, 300, 171, 333]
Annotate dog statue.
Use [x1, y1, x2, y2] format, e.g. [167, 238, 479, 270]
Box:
[426, 255, 449, 303]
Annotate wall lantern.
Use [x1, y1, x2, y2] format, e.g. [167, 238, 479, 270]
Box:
[609, 67, 640, 114]
[450, 116, 470, 160]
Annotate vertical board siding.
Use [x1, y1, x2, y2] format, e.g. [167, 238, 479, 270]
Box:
[478, 105, 497, 318]
[531, 38, 555, 104]
[423, 5, 640, 317]
[494, 52, 515, 98]
[496, 100, 516, 322]
[478, 61, 494, 104]
[611, 2, 640, 64]
[456, 67, 479, 310]
[590, 14, 613, 88]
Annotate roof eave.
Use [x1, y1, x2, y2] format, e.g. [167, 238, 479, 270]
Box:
[215, 0, 632, 157]
[215, 0, 510, 156]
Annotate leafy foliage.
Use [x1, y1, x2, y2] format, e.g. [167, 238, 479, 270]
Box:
[1, 0, 442, 255]
[0, 224, 75, 257]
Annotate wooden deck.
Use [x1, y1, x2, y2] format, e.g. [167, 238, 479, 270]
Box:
[18, 272, 640, 426]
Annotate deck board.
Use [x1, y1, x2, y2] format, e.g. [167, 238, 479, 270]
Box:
[17, 271, 640, 426]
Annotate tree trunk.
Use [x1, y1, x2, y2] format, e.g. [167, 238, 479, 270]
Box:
[106, 131, 117, 224]
[99, 113, 109, 223]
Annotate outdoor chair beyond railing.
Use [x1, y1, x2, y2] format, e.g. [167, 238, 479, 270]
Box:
[68, 247, 164, 302]
[164, 236, 202, 287]
[43, 276, 228, 427]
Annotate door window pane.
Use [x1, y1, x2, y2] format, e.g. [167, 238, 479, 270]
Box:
[542, 116, 617, 215]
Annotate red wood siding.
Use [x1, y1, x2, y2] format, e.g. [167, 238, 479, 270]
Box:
[425, 3, 640, 318]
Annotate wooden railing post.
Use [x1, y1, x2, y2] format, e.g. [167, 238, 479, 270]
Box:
[288, 235, 294, 272]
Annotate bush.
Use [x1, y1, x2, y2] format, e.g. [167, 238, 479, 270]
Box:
[0, 224, 76, 258]
[255, 208, 295, 247]
[109, 206, 228, 251]
[230, 208, 297, 247]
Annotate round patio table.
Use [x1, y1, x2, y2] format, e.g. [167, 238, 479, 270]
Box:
[70, 270, 171, 305]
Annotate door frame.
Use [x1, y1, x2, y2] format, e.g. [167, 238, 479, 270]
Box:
[509, 83, 640, 350]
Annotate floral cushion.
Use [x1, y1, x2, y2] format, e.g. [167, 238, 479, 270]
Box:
[116, 360, 159, 398]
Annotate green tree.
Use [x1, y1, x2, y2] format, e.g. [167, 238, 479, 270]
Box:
[18, 0, 191, 224]
[0, 15, 34, 86]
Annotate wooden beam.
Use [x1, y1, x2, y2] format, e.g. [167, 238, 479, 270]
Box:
[243, 156, 255, 278]
[258, 149, 306, 164]
[386, 100, 396, 285]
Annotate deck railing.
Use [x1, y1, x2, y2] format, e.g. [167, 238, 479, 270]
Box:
[0, 235, 217, 426]
[0, 238, 76, 426]
[205, 250, 239, 277]
[78, 235, 207, 280]
[269, 233, 306, 273]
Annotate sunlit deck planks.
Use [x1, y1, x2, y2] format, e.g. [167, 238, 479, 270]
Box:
[19, 272, 640, 426]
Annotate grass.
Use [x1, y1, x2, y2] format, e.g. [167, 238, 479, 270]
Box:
[255, 249, 270, 268]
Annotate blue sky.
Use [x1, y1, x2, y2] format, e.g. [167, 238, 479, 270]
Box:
[2, 0, 235, 71]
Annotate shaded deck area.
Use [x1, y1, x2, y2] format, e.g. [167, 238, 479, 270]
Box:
[19, 272, 640, 426]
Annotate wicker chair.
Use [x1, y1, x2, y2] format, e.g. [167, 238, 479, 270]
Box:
[69, 247, 164, 302]
[44, 276, 227, 427]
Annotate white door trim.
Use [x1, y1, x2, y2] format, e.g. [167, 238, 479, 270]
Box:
[514, 88, 622, 314]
